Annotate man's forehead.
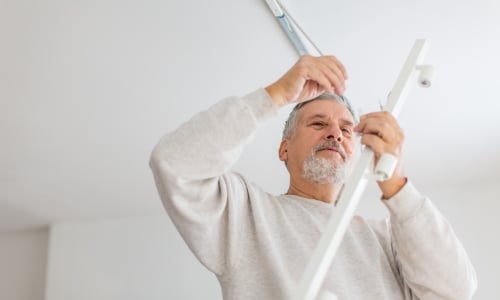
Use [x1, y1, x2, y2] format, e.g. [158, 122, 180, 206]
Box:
[298, 99, 354, 122]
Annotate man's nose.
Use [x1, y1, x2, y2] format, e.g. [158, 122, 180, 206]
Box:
[326, 127, 343, 142]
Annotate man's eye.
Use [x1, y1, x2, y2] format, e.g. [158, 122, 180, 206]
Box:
[312, 122, 326, 126]
[342, 128, 352, 135]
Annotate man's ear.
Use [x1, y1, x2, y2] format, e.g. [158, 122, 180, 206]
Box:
[278, 139, 288, 162]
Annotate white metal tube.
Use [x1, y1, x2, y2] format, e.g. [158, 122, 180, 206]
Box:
[384, 39, 429, 116]
[292, 39, 430, 300]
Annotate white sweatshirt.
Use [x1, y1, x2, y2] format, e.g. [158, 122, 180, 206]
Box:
[150, 88, 477, 300]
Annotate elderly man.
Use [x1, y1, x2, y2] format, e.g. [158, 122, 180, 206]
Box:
[150, 56, 477, 299]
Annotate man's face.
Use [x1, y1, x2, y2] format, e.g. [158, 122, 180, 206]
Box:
[279, 99, 356, 184]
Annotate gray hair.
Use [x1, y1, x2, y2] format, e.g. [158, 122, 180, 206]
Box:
[282, 93, 359, 139]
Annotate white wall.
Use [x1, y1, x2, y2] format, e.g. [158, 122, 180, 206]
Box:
[43, 182, 499, 300]
[45, 215, 221, 300]
[425, 181, 500, 299]
[0, 227, 49, 300]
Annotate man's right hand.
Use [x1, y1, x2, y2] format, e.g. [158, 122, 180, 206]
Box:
[265, 55, 348, 108]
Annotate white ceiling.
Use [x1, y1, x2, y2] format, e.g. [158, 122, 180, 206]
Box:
[1, 0, 499, 232]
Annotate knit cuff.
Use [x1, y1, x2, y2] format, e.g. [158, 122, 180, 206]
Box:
[382, 180, 426, 222]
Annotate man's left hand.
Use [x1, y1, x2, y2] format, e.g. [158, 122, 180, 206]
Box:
[354, 111, 407, 199]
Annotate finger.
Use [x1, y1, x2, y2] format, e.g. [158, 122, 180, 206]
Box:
[359, 111, 395, 122]
[307, 69, 336, 95]
[322, 56, 347, 94]
[303, 60, 339, 95]
[302, 55, 346, 95]
[358, 122, 404, 151]
[359, 134, 390, 159]
[321, 64, 345, 95]
[325, 55, 348, 80]
[361, 121, 392, 141]
[292, 55, 347, 99]
[355, 112, 397, 133]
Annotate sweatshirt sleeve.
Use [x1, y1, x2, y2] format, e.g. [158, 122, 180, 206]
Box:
[149, 88, 277, 276]
[383, 182, 477, 299]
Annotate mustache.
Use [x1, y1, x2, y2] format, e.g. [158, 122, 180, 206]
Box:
[313, 140, 347, 160]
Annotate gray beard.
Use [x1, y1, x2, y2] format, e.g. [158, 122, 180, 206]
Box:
[302, 153, 348, 184]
